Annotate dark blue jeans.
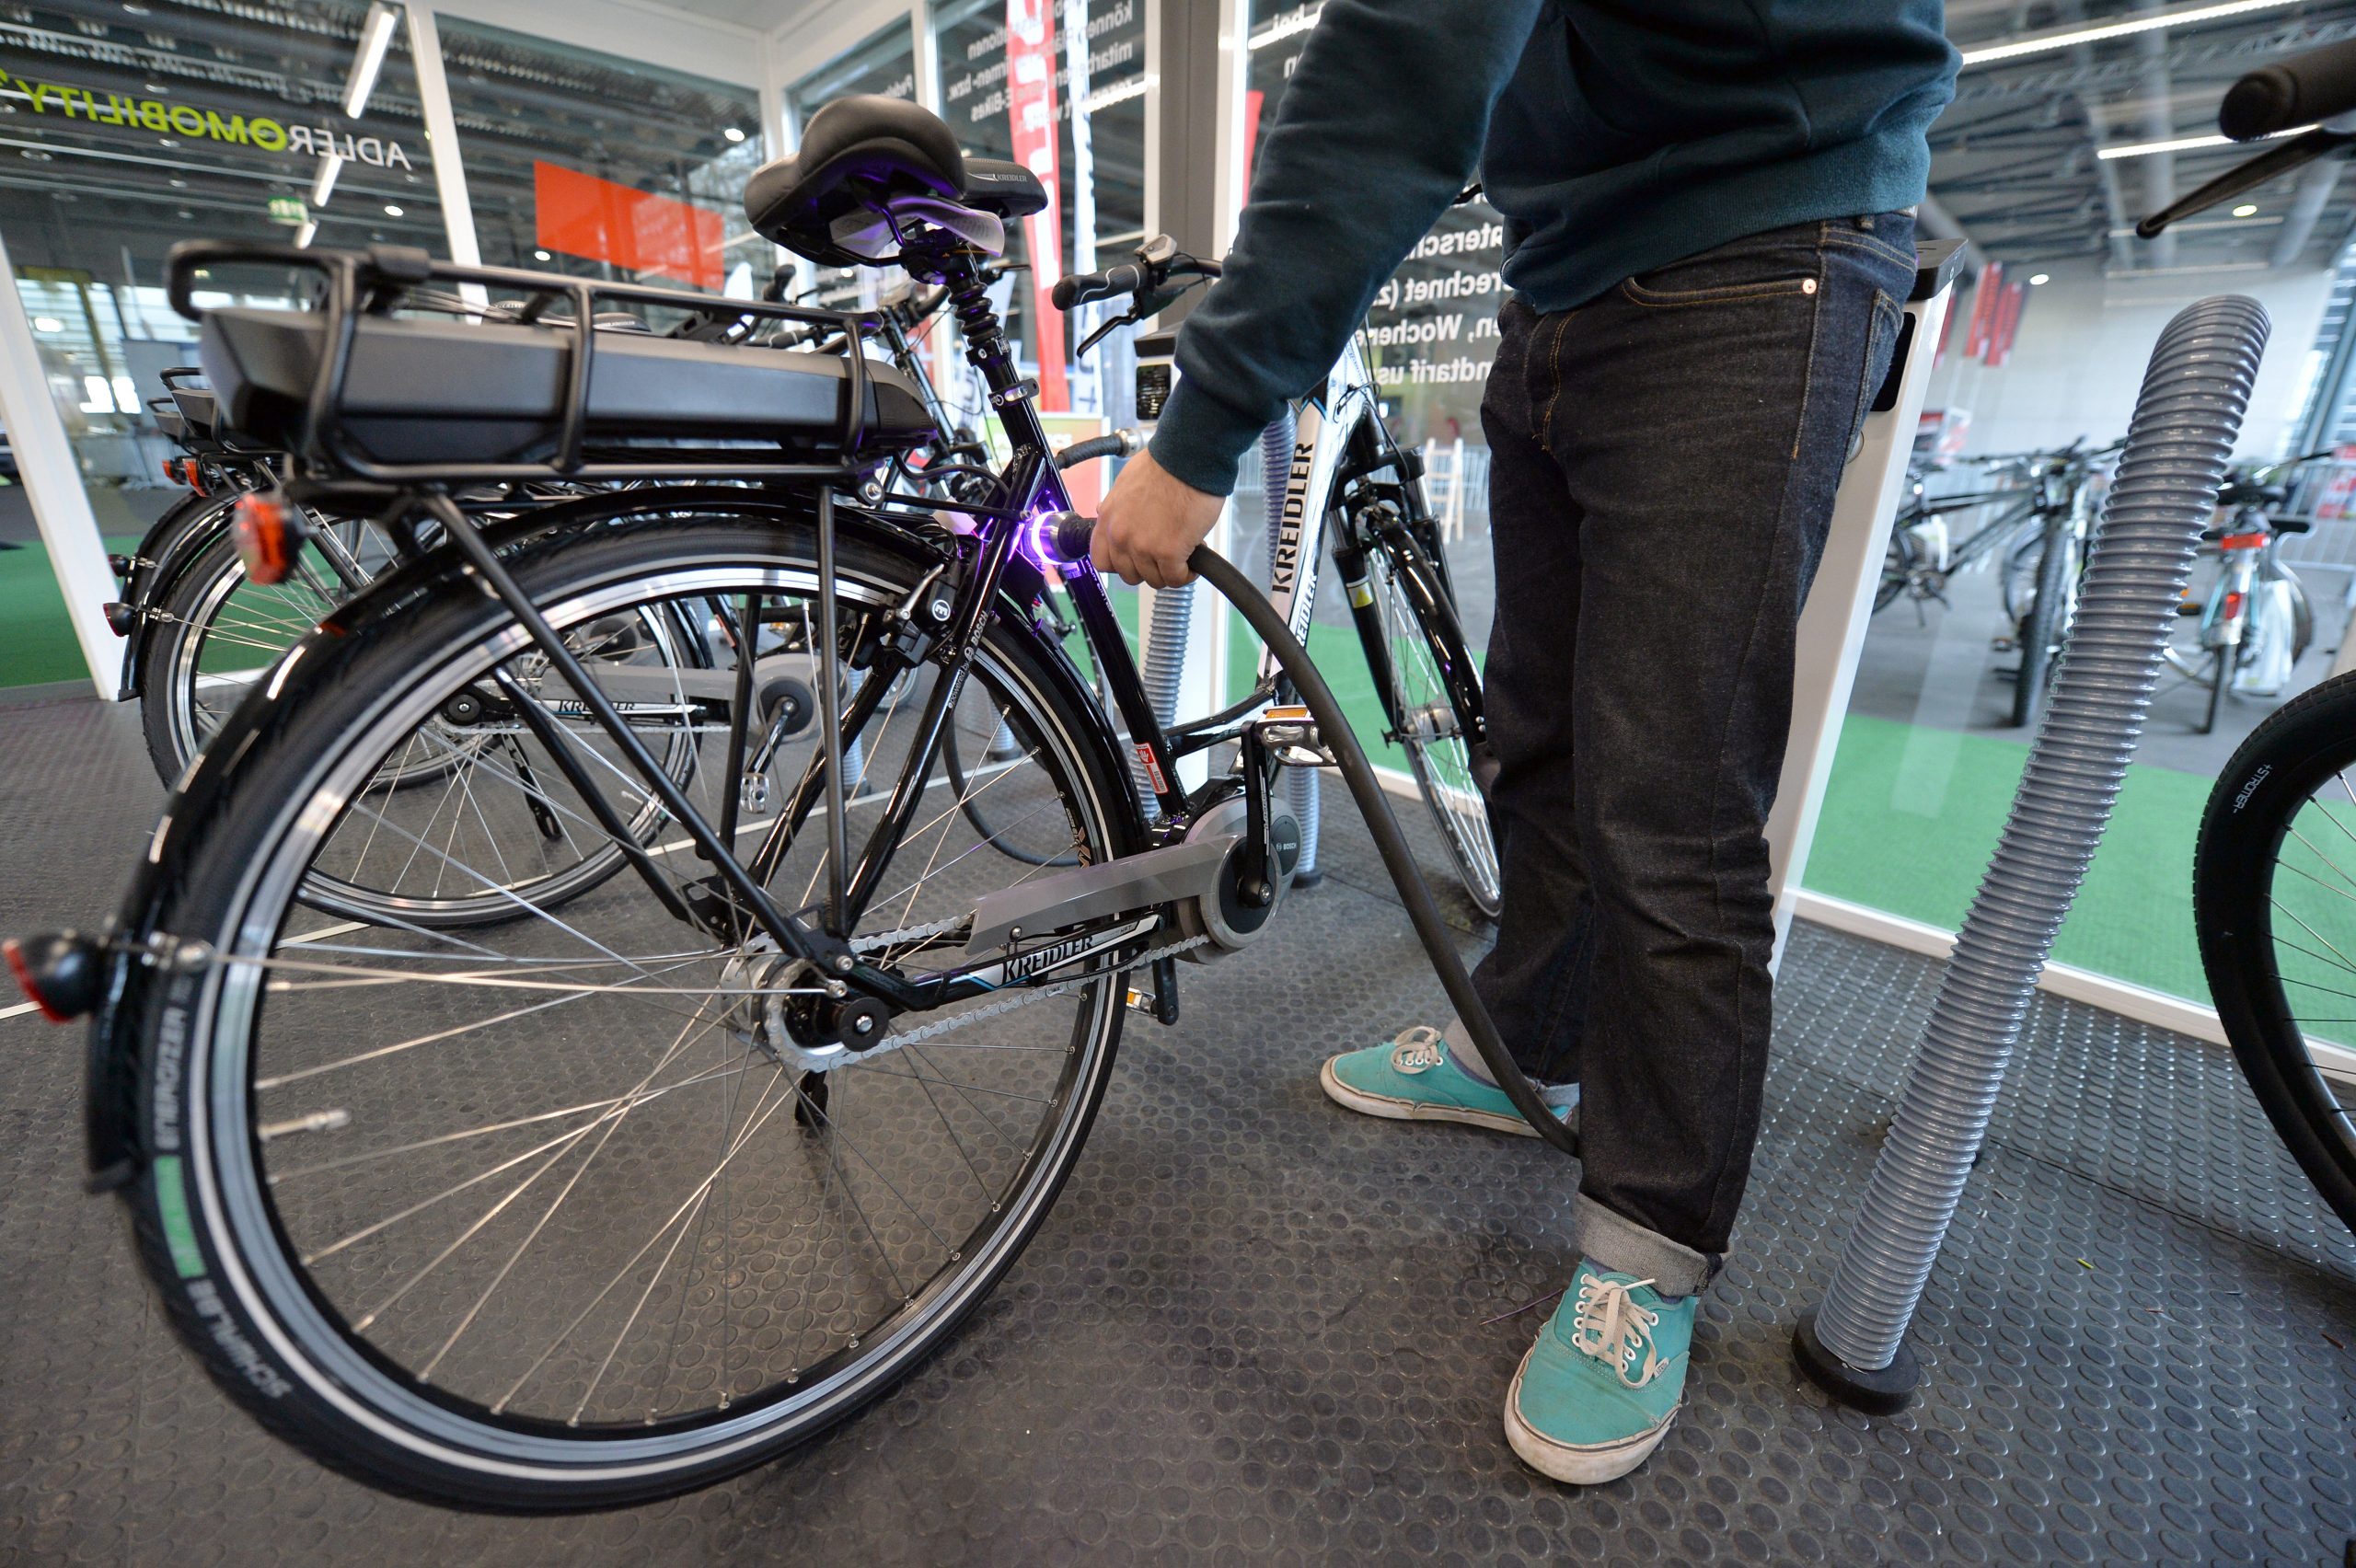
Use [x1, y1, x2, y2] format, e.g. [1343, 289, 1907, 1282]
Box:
[1465, 213, 1915, 1294]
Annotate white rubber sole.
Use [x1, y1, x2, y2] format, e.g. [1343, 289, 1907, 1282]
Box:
[1501, 1344, 1679, 1485]
[1317, 1057, 1551, 1137]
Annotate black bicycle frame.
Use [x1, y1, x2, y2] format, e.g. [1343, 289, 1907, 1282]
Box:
[398, 244, 1197, 1017]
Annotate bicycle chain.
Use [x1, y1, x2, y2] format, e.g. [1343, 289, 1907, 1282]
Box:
[849, 914, 972, 952]
[873, 930, 1209, 1053]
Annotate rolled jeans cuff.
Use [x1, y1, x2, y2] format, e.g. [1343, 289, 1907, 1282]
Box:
[1572, 1193, 1717, 1298]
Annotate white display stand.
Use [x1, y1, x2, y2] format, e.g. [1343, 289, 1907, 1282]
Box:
[1766, 241, 1967, 970]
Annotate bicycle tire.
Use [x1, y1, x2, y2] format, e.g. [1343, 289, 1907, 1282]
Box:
[1876, 529, 1917, 613]
[105, 513, 1138, 1509]
[1364, 528, 1503, 918]
[2192, 671, 2356, 1236]
[138, 527, 382, 782]
[2010, 520, 2074, 729]
[2200, 645, 2228, 735]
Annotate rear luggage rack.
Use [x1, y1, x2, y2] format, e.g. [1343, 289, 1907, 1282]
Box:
[165, 239, 913, 487]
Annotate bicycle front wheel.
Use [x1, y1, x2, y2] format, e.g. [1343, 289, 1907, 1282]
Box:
[1364, 529, 1503, 917]
[2195, 671, 2356, 1235]
[110, 515, 1138, 1508]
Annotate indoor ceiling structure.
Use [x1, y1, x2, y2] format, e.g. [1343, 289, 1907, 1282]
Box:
[1933, 0, 2356, 275]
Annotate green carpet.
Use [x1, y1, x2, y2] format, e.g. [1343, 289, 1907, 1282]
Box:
[1802, 713, 2208, 1002]
[0, 536, 135, 689]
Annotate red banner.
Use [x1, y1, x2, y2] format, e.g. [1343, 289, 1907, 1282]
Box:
[1007, 0, 1068, 411]
[1961, 260, 2003, 361]
[533, 161, 722, 291]
[1984, 281, 2027, 368]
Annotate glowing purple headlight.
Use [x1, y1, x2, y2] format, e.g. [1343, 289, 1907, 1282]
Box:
[1018, 507, 1060, 570]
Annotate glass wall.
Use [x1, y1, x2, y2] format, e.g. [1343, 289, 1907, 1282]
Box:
[931, 0, 1145, 421]
[1, 0, 440, 493]
[1796, 8, 2355, 1004]
[0, 0, 445, 687]
[437, 18, 763, 297]
[1222, 2, 2356, 1009]
[1229, 0, 1500, 721]
[784, 18, 921, 317]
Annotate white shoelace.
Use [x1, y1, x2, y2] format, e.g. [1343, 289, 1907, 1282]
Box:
[1568, 1274, 1669, 1389]
[1390, 1026, 1448, 1073]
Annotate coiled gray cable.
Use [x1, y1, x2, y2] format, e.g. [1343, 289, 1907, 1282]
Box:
[1805, 294, 2270, 1389]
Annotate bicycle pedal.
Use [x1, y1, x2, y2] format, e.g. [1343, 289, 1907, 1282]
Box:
[1252, 706, 1336, 767]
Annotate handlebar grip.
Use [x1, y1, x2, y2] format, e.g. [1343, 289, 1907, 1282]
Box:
[1051, 263, 1146, 311]
[2221, 38, 2356, 138]
[1037, 511, 1095, 564]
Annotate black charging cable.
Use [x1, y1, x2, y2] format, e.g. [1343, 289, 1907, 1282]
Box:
[1045, 512, 1579, 1157]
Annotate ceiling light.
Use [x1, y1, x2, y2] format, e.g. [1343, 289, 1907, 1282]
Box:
[2233, 202, 2259, 216]
[342, 2, 399, 120]
[310, 151, 343, 207]
[1958, 0, 2301, 69]
[535, 248, 551, 260]
[723, 126, 746, 143]
[31, 317, 63, 333]
[383, 202, 403, 216]
[2096, 125, 2304, 160]
[2028, 272, 2051, 285]
[294, 220, 318, 248]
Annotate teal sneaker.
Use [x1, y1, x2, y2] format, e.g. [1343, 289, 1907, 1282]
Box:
[1318, 1025, 1576, 1137]
[1504, 1261, 1694, 1484]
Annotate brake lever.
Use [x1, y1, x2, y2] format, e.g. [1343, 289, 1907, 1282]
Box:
[1071, 283, 1189, 360]
[2138, 128, 2356, 236]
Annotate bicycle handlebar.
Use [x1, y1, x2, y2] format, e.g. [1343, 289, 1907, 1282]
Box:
[2221, 37, 2356, 138]
[1052, 262, 1150, 311]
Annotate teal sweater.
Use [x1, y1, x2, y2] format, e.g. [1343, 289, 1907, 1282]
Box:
[1150, 0, 1958, 496]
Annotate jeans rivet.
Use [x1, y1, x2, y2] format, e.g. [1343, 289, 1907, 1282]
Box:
[1802, 278, 1819, 295]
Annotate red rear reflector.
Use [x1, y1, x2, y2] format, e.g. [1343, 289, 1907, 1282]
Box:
[2223, 589, 2246, 620]
[233, 493, 297, 585]
[2219, 531, 2268, 552]
[4, 937, 72, 1023]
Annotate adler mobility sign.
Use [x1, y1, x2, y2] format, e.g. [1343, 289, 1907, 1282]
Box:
[0, 64, 415, 170]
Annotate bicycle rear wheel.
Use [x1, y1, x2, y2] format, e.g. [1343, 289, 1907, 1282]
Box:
[1363, 528, 1502, 917]
[110, 515, 1138, 1508]
[2194, 671, 2356, 1236]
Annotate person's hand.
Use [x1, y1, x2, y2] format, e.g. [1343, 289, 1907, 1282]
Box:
[1091, 449, 1223, 588]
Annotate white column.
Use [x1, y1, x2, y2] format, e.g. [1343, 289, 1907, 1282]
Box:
[410, 8, 483, 285]
[1766, 281, 1958, 969]
[0, 228, 124, 698]
[1141, 0, 1249, 778]
[911, 4, 942, 115]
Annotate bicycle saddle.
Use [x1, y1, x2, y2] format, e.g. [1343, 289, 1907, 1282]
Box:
[745, 96, 989, 266]
[961, 157, 1049, 220]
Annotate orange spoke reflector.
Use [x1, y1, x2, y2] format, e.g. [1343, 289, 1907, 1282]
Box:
[233, 493, 300, 586]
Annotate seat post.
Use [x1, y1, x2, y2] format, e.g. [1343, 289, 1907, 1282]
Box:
[930, 248, 1056, 468]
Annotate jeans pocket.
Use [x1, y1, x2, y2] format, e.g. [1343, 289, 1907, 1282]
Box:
[1618, 270, 1817, 309]
[1845, 290, 1904, 462]
[1617, 226, 1823, 309]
